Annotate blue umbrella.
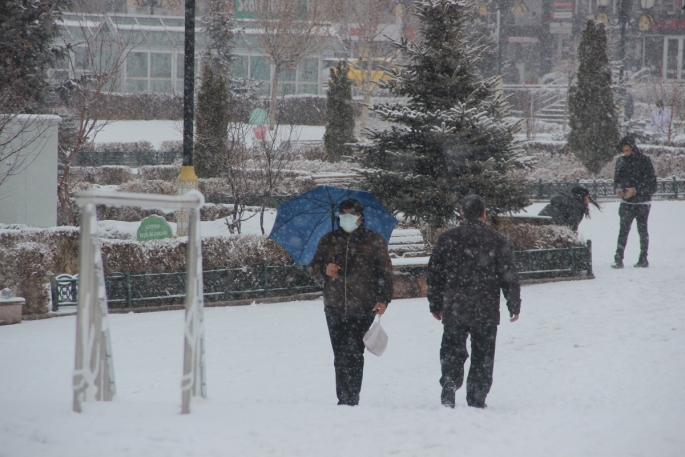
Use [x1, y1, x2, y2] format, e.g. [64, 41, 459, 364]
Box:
[268, 186, 398, 265]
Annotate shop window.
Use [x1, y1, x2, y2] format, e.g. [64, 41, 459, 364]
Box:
[279, 69, 296, 82]
[251, 56, 271, 81]
[231, 55, 249, 78]
[150, 80, 173, 92]
[666, 38, 679, 79]
[147, 31, 171, 46]
[279, 83, 296, 96]
[150, 53, 171, 78]
[127, 52, 148, 78]
[298, 84, 318, 95]
[298, 58, 318, 82]
[126, 79, 148, 92]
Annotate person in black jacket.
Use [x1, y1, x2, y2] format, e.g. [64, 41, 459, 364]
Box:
[612, 136, 657, 268]
[538, 185, 600, 232]
[309, 199, 394, 406]
[427, 195, 521, 409]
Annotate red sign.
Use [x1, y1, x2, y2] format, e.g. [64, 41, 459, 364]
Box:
[652, 18, 685, 30]
[552, 1, 574, 8]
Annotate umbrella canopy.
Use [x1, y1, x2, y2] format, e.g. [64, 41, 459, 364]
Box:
[268, 186, 398, 265]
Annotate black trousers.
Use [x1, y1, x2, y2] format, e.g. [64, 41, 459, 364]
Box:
[325, 312, 375, 405]
[615, 203, 651, 261]
[440, 324, 498, 407]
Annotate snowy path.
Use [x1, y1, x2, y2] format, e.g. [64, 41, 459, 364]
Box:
[1, 201, 684, 456]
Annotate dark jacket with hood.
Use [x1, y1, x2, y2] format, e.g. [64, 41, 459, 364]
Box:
[614, 138, 657, 204]
[309, 225, 394, 317]
[427, 219, 521, 327]
[538, 191, 586, 232]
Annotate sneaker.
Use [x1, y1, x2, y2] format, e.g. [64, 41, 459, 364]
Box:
[441, 381, 457, 408]
[634, 259, 649, 268]
[611, 260, 624, 269]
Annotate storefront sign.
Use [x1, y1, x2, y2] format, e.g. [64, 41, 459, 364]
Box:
[551, 11, 573, 19]
[503, 36, 540, 43]
[550, 21, 573, 34]
[235, 0, 309, 20]
[650, 18, 685, 31]
[552, 1, 574, 8]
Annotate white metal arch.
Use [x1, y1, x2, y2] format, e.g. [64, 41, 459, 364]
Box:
[72, 189, 206, 414]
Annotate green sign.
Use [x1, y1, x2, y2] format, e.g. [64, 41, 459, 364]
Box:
[137, 215, 173, 241]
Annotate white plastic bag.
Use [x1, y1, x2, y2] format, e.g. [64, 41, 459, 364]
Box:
[363, 316, 388, 356]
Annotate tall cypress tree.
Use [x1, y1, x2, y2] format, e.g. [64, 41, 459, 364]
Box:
[359, 0, 530, 229]
[567, 20, 620, 175]
[324, 61, 355, 162]
[195, 61, 230, 178]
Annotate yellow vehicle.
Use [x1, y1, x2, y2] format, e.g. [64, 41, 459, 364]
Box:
[347, 58, 396, 89]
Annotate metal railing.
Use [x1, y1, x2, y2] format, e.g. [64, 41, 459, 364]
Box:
[73, 149, 181, 167]
[526, 178, 685, 201]
[51, 262, 320, 311]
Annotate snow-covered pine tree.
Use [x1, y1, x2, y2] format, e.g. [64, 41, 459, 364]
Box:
[358, 0, 531, 229]
[0, 0, 71, 112]
[195, 61, 230, 178]
[200, 0, 260, 120]
[567, 20, 620, 175]
[324, 61, 355, 162]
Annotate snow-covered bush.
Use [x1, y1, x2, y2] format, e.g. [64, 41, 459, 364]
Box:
[0, 226, 292, 315]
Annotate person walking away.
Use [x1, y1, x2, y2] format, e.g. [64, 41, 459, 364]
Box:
[538, 185, 601, 232]
[612, 136, 657, 269]
[309, 199, 394, 406]
[651, 100, 671, 135]
[427, 195, 521, 409]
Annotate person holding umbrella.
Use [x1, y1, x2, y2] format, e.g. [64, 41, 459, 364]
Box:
[308, 198, 394, 406]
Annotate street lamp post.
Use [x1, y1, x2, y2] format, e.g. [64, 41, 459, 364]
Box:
[176, 0, 198, 237]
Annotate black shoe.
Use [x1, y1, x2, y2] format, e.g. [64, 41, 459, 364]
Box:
[441, 381, 457, 408]
[337, 400, 358, 406]
[634, 259, 649, 268]
[468, 402, 488, 409]
[611, 260, 624, 269]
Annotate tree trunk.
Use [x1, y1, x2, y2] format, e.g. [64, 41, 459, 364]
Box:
[360, 87, 371, 132]
[57, 164, 75, 226]
[269, 66, 281, 131]
[260, 205, 265, 235]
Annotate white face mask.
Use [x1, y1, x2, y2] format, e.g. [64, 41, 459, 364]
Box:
[339, 214, 360, 233]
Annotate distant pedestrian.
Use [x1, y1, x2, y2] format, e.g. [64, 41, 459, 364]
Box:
[651, 100, 671, 135]
[538, 185, 601, 232]
[612, 136, 657, 269]
[427, 195, 521, 409]
[309, 199, 394, 406]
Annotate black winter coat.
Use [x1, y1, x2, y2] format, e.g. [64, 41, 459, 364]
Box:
[309, 226, 394, 317]
[538, 191, 586, 232]
[614, 149, 657, 204]
[427, 220, 521, 327]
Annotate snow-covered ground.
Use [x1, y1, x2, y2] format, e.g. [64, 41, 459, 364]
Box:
[2, 200, 685, 457]
[93, 120, 325, 149]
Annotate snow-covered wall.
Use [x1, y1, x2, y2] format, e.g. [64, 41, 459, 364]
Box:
[0, 115, 61, 227]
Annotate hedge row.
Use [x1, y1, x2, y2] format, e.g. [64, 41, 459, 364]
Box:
[90, 92, 329, 125]
[0, 227, 291, 315]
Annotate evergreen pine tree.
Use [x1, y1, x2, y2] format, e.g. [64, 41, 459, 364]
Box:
[567, 20, 620, 175]
[0, 0, 71, 112]
[195, 61, 230, 178]
[358, 0, 530, 229]
[324, 61, 355, 162]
